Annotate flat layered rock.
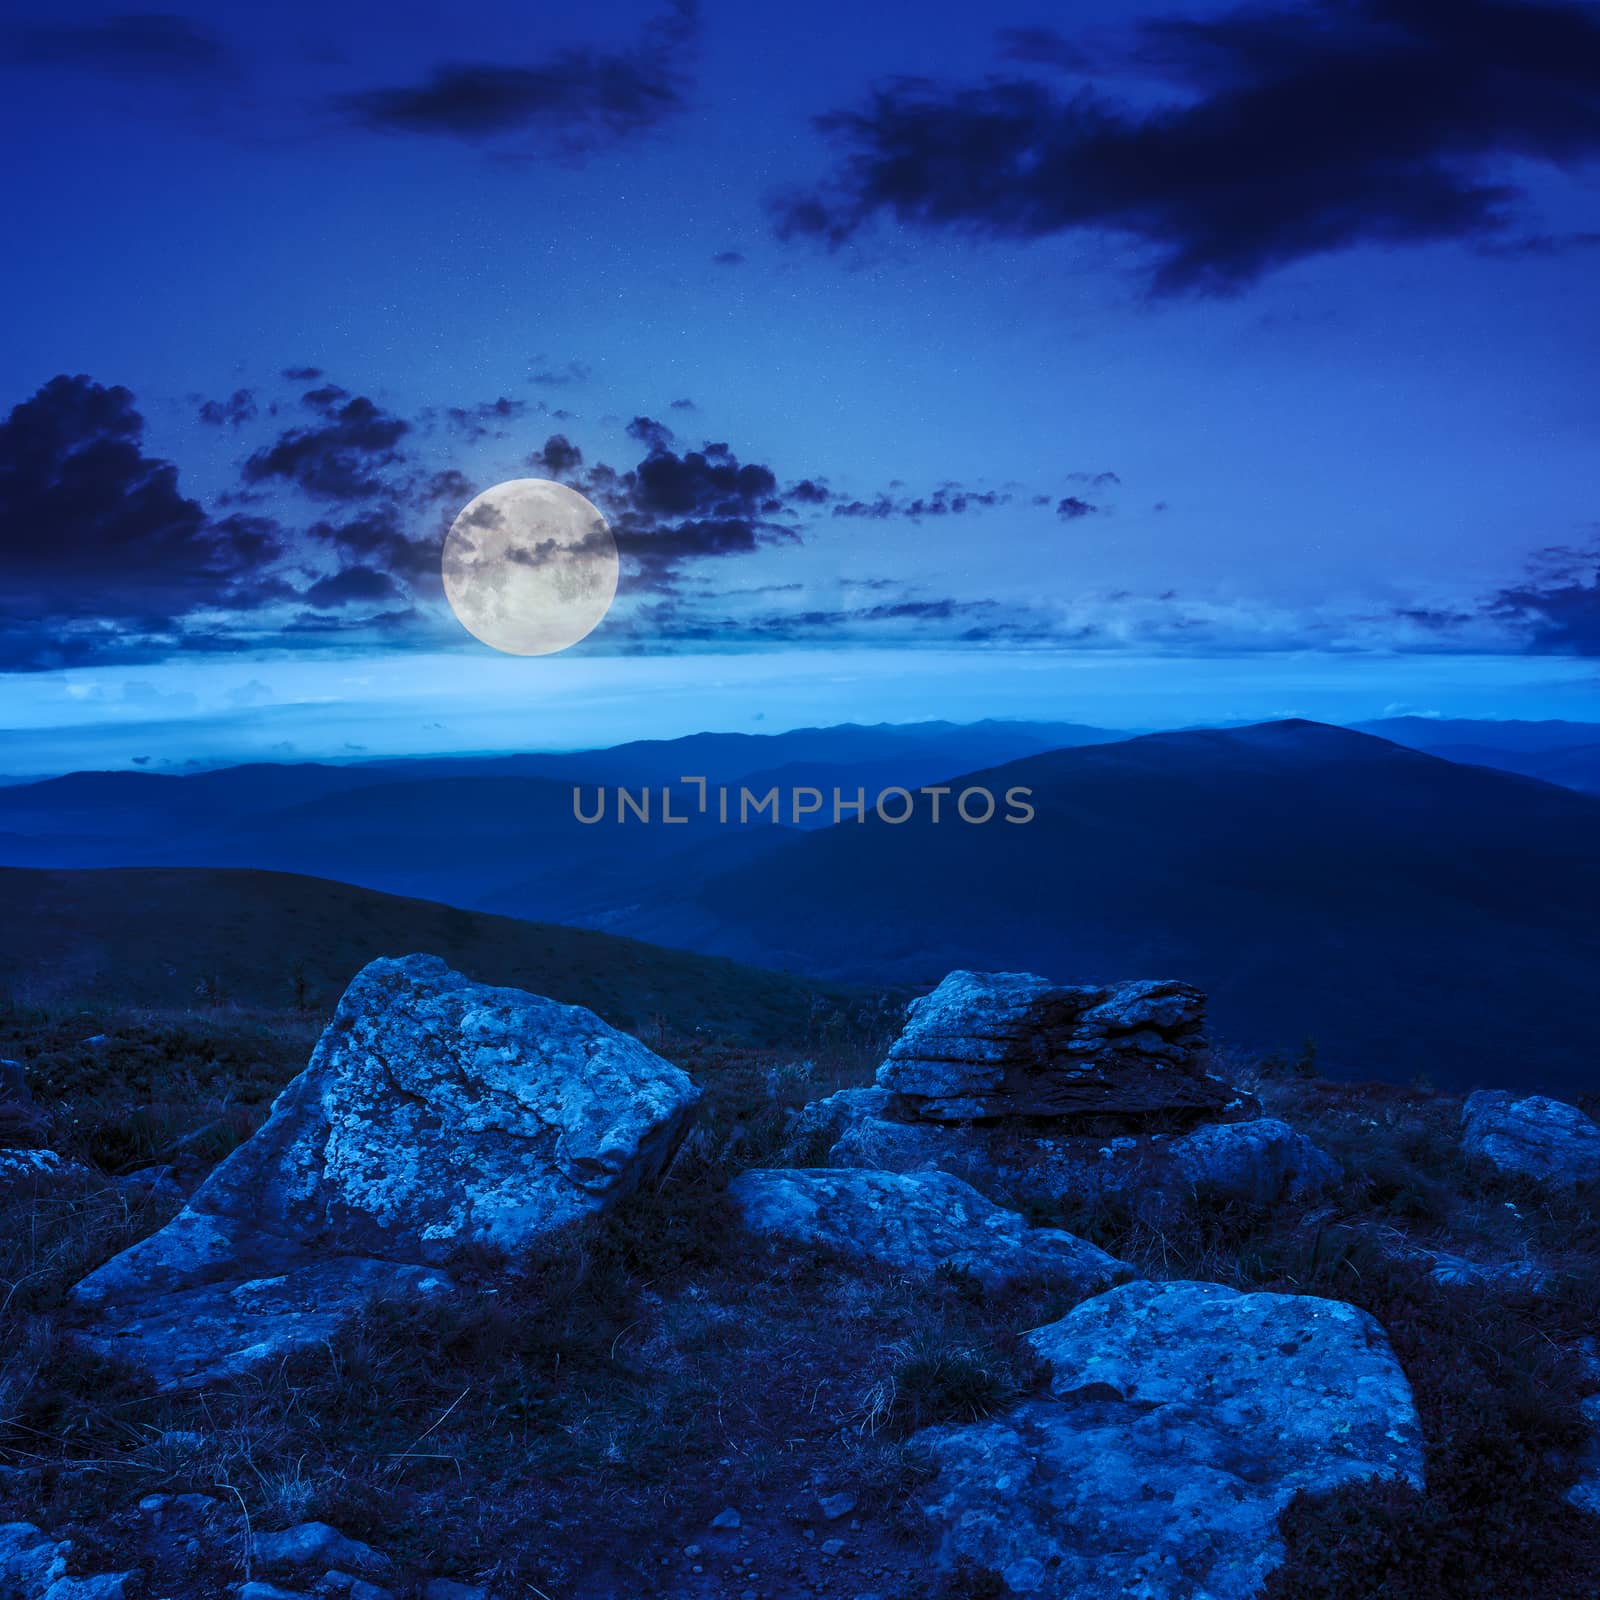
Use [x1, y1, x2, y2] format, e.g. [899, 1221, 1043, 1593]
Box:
[728, 1167, 1134, 1295]
[914, 1280, 1424, 1598]
[1461, 1091, 1600, 1187]
[878, 970, 1240, 1125]
[72, 955, 700, 1384]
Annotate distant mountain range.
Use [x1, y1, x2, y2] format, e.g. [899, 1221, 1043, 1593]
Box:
[1357, 716, 1600, 795]
[0, 719, 1122, 912]
[5, 716, 1599, 1093]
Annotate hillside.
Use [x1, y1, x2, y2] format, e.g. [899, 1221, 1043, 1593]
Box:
[0, 866, 860, 1043]
[557, 720, 1600, 1093]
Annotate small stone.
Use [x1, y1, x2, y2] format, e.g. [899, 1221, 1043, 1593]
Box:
[252, 1523, 390, 1575]
[821, 1539, 846, 1557]
[421, 1582, 491, 1600]
[817, 1492, 856, 1521]
[710, 1508, 742, 1530]
[321, 1571, 396, 1600]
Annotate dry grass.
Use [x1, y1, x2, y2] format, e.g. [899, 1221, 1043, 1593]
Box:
[3, 1002, 1599, 1596]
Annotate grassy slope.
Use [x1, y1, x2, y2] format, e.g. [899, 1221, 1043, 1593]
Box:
[0, 864, 861, 1044]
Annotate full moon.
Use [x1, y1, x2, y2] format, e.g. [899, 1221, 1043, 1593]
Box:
[442, 478, 619, 656]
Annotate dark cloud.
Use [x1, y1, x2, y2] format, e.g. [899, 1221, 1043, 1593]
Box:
[1056, 495, 1100, 520]
[305, 504, 441, 588]
[0, 375, 288, 668]
[282, 365, 323, 382]
[4, 12, 234, 78]
[995, 24, 1097, 74]
[776, 0, 1600, 295]
[532, 435, 585, 478]
[1487, 540, 1600, 653]
[302, 565, 401, 608]
[197, 387, 257, 427]
[443, 396, 528, 443]
[830, 484, 1013, 520]
[339, 2, 696, 155]
[669, 397, 698, 411]
[626, 414, 677, 452]
[529, 360, 592, 388]
[711, 249, 746, 266]
[0, 371, 497, 666]
[534, 428, 802, 589]
[623, 592, 1021, 646]
[242, 389, 409, 500]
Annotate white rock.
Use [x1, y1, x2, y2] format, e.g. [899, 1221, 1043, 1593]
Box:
[728, 1167, 1134, 1295]
[914, 1280, 1424, 1599]
[252, 1522, 389, 1574]
[1461, 1091, 1600, 1187]
[72, 956, 700, 1383]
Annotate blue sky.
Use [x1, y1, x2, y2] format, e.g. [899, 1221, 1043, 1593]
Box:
[3, 0, 1599, 771]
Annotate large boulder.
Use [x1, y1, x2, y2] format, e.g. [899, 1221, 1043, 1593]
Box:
[914, 1280, 1424, 1598]
[878, 971, 1245, 1125]
[728, 1167, 1134, 1295]
[72, 955, 700, 1384]
[1461, 1091, 1600, 1187]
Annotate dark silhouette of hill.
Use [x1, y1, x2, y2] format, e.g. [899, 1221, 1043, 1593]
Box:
[0, 721, 1123, 909]
[0, 866, 857, 1043]
[562, 720, 1600, 1093]
[0, 719, 1122, 874]
[365, 718, 1121, 787]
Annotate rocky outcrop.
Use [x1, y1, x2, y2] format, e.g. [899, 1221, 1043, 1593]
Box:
[0, 1148, 81, 1186]
[878, 971, 1240, 1125]
[786, 973, 1336, 1216]
[1461, 1091, 1600, 1187]
[728, 1167, 1135, 1295]
[0, 1520, 139, 1598]
[913, 1280, 1424, 1598]
[71, 955, 701, 1384]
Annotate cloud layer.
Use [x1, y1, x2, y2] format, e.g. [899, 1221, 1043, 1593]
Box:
[776, 0, 1600, 294]
[339, 1, 696, 156]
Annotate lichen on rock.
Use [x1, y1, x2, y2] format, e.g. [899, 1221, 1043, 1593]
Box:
[71, 954, 701, 1384]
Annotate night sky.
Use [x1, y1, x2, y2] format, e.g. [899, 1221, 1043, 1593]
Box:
[4, 0, 1600, 772]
